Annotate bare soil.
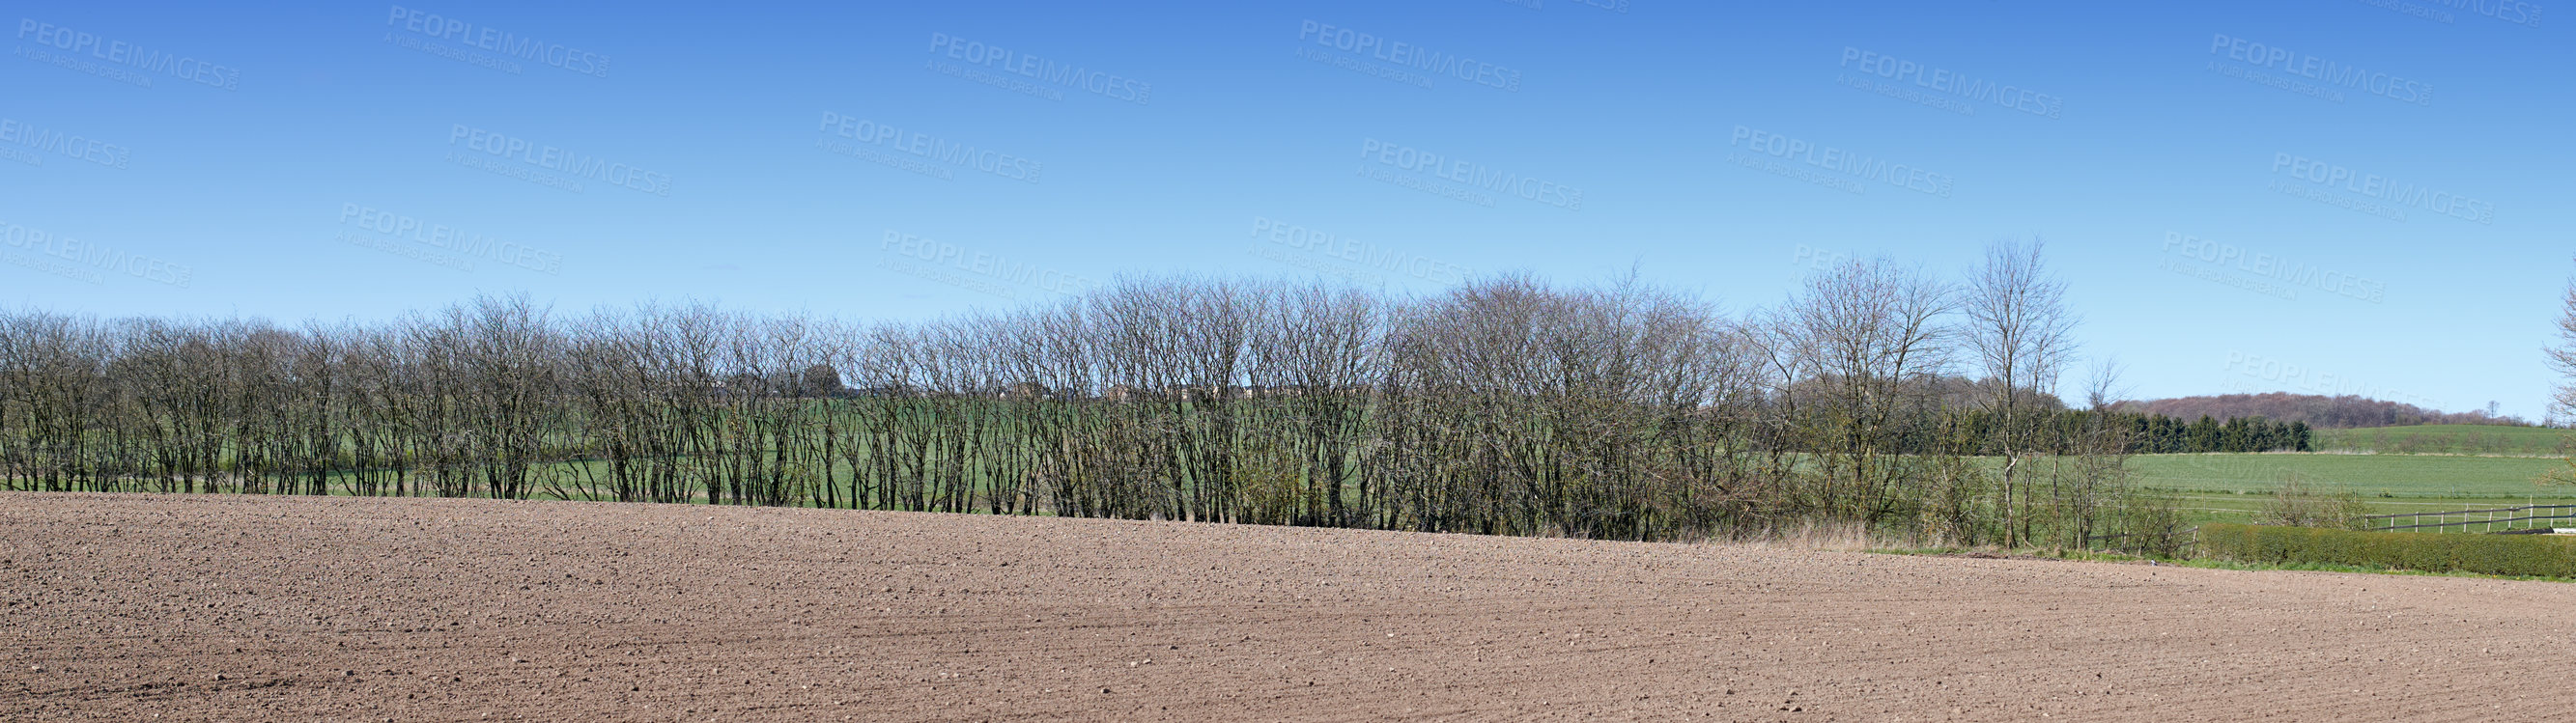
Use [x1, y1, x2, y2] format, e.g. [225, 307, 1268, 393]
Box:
[5, 493, 2572, 721]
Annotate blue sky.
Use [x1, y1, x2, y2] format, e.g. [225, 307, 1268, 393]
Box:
[2, 0, 2564, 418]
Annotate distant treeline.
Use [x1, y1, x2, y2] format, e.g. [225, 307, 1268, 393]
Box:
[2124, 392, 2528, 430]
[1956, 409, 2309, 455]
[0, 247, 2185, 549]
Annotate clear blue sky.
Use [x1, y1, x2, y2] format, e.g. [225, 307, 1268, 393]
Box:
[3, 0, 2565, 418]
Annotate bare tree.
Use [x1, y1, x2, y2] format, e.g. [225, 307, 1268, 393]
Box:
[0, 263, 2192, 548]
[2548, 260, 2576, 420]
[2082, 356, 2130, 413]
[1961, 239, 2077, 547]
[2541, 262, 2576, 486]
[1769, 259, 1958, 525]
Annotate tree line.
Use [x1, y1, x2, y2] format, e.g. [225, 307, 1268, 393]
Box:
[0, 242, 2190, 549]
[1951, 409, 2309, 455]
[2129, 392, 2527, 430]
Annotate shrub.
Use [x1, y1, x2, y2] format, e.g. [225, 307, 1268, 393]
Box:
[2198, 523, 2576, 578]
[2254, 477, 2367, 530]
[2105, 494, 2191, 558]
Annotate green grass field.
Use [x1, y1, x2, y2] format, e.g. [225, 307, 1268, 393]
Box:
[2128, 451, 2575, 527]
[2312, 424, 2571, 456]
[2151, 424, 2576, 528]
[2132, 453, 2562, 497]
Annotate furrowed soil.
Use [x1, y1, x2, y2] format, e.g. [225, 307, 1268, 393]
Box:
[6, 494, 2573, 721]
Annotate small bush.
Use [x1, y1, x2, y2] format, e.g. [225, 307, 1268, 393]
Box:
[2105, 495, 2191, 559]
[2255, 478, 2367, 530]
[2199, 523, 2576, 578]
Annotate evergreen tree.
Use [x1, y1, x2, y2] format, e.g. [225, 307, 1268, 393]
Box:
[2187, 415, 2221, 452]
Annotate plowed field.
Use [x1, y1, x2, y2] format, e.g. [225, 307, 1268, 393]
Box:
[5, 493, 2570, 721]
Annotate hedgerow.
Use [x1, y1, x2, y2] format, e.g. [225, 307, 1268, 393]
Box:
[2198, 523, 2576, 577]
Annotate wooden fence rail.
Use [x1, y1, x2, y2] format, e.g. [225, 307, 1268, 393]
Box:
[2361, 504, 2576, 534]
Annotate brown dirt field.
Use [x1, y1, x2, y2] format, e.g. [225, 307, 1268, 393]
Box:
[3, 494, 2572, 721]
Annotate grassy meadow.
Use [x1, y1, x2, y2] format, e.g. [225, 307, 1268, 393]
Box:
[2130, 427, 2576, 526]
[2312, 424, 2571, 456]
